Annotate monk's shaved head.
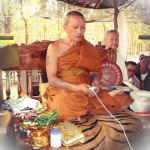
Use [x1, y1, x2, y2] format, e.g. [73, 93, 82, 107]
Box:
[64, 11, 85, 25]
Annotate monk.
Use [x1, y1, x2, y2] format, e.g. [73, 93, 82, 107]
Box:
[43, 11, 133, 121]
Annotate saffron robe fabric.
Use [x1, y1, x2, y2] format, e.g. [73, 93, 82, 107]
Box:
[44, 39, 133, 121]
[95, 46, 117, 63]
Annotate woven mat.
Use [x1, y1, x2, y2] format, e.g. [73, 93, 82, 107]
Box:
[126, 110, 150, 129]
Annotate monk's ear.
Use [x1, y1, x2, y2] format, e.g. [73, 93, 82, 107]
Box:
[104, 38, 106, 44]
[63, 25, 67, 32]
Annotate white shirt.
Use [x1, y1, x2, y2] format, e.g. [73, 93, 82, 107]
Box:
[116, 52, 128, 81]
[128, 75, 140, 89]
[141, 72, 148, 80]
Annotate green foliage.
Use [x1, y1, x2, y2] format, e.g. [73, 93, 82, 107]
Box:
[23, 110, 59, 126]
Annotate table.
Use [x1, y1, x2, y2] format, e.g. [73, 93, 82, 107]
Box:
[3, 109, 150, 150]
[12, 128, 150, 150]
[2, 124, 83, 150]
[13, 116, 83, 150]
[14, 118, 150, 150]
[15, 134, 83, 150]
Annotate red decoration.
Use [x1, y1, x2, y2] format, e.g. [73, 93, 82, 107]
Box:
[100, 60, 123, 86]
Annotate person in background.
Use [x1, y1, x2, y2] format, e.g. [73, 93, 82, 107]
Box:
[137, 54, 144, 70]
[96, 30, 128, 81]
[135, 56, 150, 91]
[149, 57, 150, 69]
[126, 61, 140, 89]
[43, 11, 133, 121]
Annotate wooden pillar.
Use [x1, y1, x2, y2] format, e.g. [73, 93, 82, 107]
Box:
[11, 71, 15, 85]
[38, 70, 43, 94]
[0, 70, 3, 107]
[27, 70, 33, 97]
[17, 70, 22, 98]
[113, 0, 119, 31]
[5, 71, 10, 100]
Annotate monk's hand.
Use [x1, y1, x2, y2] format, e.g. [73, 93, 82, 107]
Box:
[86, 83, 101, 98]
[91, 83, 101, 95]
[77, 83, 95, 97]
[108, 89, 124, 97]
[87, 90, 95, 98]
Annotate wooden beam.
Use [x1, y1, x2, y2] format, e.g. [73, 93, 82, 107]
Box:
[139, 35, 150, 40]
[113, 0, 119, 31]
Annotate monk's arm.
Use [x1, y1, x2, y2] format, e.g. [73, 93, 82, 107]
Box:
[52, 78, 73, 90]
[46, 43, 92, 94]
[46, 44, 73, 90]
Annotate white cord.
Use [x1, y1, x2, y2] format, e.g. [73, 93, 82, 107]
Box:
[90, 87, 134, 150]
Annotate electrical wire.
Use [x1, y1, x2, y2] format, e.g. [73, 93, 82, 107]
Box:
[89, 86, 134, 150]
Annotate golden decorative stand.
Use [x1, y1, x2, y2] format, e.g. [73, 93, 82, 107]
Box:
[29, 128, 49, 147]
[15, 115, 64, 148]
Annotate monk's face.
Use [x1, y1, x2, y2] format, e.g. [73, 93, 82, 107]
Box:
[104, 32, 119, 50]
[63, 15, 85, 42]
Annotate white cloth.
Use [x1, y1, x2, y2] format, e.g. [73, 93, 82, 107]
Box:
[130, 90, 150, 112]
[128, 75, 140, 89]
[10, 98, 40, 114]
[116, 52, 128, 80]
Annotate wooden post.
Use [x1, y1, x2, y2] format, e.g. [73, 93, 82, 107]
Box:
[0, 70, 3, 107]
[17, 70, 22, 98]
[5, 71, 10, 100]
[27, 70, 33, 97]
[113, 0, 119, 31]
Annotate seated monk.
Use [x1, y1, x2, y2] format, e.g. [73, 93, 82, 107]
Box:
[43, 11, 133, 121]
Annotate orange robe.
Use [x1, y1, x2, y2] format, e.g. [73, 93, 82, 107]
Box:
[44, 39, 133, 121]
[95, 45, 117, 63]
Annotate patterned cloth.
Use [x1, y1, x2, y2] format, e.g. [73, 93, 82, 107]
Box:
[71, 112, 143, 150]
